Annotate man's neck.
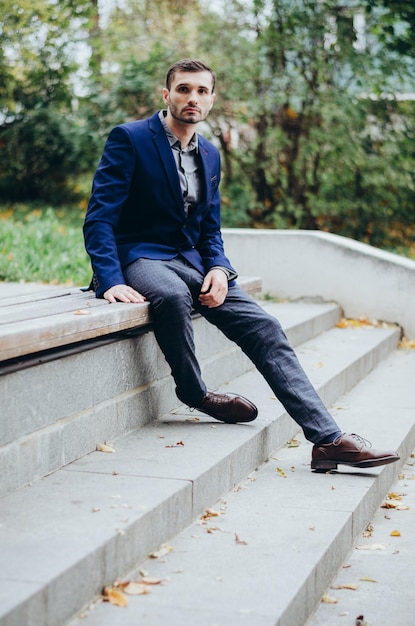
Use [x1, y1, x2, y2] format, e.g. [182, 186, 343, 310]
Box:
[164, 111, 198, 147]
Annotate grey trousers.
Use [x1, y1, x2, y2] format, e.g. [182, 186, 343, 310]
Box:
[124, 257, 340, 443]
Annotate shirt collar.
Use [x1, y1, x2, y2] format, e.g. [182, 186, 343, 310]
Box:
[159, 110, 198, 152]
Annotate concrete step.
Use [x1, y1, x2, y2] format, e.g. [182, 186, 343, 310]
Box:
[0, 305, 403, 626]
[66, 347, 415, 626]
[0, 300, 339, 499]
[307, 446, 415, 626]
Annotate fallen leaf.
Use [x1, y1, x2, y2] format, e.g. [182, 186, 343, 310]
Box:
[235, 532, 248, 545]
[141, 577, 164, 585]
[165, 441, 185, 448]
[362, 524, 373, 537]
[360, 576, 377, 583]
[276, 467, 287, 478]
[96, 442, 115, 453]
[287, 438, 300, 447]
[355, 543, 386, 551]
[201, 508, 221, 520]
[332, 583, 358, 590]
[121, 582, 150, 595]
[387, 492, 404, 500]
[390, 529, 401, 537]
[74, 309, 91, 315]
[321, 594, 338, 604]
[399, 337, 415, 349]
[149, 544, 174, 558]
[103, 586, 128, 607]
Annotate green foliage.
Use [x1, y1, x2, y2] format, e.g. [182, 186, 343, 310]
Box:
[0, 108, 95, 202]
[0, 205, 91, 285]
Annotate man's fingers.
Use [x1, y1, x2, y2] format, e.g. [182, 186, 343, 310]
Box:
[104, 285, 146, 303]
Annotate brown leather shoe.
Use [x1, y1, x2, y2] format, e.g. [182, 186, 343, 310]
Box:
[194, 392, 258, 423]
[311, 433, 400, 471]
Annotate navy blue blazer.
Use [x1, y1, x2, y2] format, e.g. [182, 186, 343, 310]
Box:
[84, 112, 236, 297]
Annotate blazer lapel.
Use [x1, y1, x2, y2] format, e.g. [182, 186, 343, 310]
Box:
[149, 114, 184, 207]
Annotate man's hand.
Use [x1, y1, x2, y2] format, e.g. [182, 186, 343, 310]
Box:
[103, 284, 146, 304]
[198, 269, 228, 308]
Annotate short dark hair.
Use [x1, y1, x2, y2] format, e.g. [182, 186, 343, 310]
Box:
[165, 58, 216, 92]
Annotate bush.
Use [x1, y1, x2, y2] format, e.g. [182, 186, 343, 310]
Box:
[0, 108, 94, 204]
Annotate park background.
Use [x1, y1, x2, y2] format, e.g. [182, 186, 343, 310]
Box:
[1, 0, 415, 287]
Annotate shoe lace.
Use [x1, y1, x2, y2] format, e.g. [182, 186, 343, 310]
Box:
[350, 433, 372, 448]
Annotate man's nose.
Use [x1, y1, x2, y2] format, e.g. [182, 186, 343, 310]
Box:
[188, 90, 199, 103]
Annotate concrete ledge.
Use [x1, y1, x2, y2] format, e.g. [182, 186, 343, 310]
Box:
[223, 229, 415, 338]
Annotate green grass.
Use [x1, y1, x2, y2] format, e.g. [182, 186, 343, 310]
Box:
[1, 203, 415, 287]
[0, 204, 91, 286]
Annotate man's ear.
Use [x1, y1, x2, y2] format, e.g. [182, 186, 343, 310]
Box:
[162, 87, 169, 106]
[209, 92, 216, 110]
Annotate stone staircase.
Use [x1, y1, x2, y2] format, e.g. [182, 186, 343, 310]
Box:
[1, 293, 414, 626]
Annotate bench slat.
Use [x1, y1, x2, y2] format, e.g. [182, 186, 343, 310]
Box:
[0, 277, 262, 363]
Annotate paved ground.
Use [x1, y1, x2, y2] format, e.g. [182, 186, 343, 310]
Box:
[308, 449, 415, 626]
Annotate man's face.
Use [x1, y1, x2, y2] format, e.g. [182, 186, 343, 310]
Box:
[163, 70, 215, 125]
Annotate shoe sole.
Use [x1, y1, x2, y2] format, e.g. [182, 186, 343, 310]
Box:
[311, 455, 400, 471]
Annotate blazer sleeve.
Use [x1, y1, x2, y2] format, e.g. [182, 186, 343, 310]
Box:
[83, 126, 136, 297]
[196, 154, 237, 277]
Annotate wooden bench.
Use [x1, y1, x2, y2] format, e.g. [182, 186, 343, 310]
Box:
[0, 277, 262, 364]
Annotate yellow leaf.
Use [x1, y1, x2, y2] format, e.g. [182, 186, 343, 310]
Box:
[390, 529, 401, 537]
[360, 577, 378, 583]
[287, 438, 300, 447]
[74, 309, 91, 315]
[332, 583, 358, 590]
[103, 586, 128, 607]
[201, 508, 221, 520]
[149, 544, 174, 558]
[321, 594, 338, 604]
[276, 467, 287, 478]
[387, 492, 403, 500]
[96, 442, 115, 453]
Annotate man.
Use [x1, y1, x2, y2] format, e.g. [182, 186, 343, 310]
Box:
[84, 58, 399, 472]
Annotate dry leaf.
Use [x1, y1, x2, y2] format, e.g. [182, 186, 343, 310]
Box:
[123, 582, 151, 595]
[399, 337, 415, 349]
[235, 532, 248, 545]
[96, 442, 115, 453]
[360, 576, 377, 583]
[390, 529, 401, 537]
[141, 577, 163, 585]
[149, 544, 174, 558]
[103, 586, 128, 607]
[321, 594, 338, 604]
[74, 309, 91, 315]
[276, 467, 287, 478]
[201, 508, 221, 520]
[355, 543, 386, 551]
[165, 441, 184, 448]
[287, 438, 300, 448]
[387, 492, 403, 500]
[332, 583, 358, 590]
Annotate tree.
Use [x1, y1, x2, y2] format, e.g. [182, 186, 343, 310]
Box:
[197, 0, 415, 245]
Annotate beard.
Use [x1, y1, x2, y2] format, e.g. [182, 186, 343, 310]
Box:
[169, 102, 206, 125]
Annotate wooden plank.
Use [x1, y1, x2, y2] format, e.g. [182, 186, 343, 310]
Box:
[0, 291, 104, 325]
[0, 277, 262, 363]
[0, 301, 152, 362]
